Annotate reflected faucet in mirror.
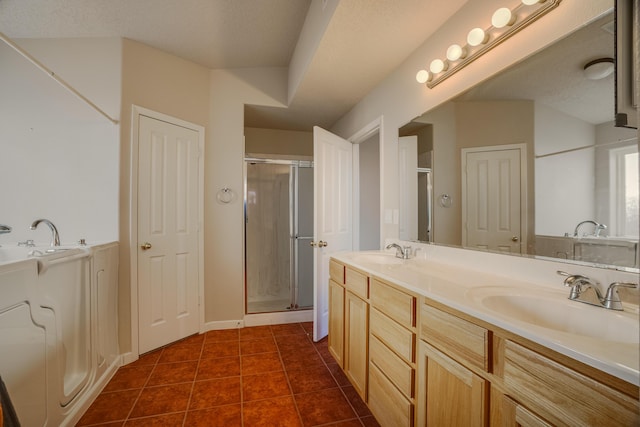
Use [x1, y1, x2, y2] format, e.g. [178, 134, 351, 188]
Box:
[31, 218, 60, 246]
[573, 220, 607, 238]
[386, 243, 412, 259]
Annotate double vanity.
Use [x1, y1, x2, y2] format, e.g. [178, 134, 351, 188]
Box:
[328, 242, 639, 426]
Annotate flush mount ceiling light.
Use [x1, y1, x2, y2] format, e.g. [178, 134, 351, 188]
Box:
[583, 58, 614, 80]
[416, 0, 561, 88]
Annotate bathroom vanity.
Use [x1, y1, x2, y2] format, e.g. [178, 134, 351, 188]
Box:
[328, 243, 639, 426]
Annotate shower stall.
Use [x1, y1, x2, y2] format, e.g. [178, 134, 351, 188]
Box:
[244, 159, 314, 314]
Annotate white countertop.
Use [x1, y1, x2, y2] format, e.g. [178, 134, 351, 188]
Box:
[331, 249, 640, 387]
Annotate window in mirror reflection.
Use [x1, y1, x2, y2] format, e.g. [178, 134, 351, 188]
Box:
[610, 146, 639, 238]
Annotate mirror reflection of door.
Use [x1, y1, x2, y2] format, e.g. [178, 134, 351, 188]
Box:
[462, 144, 525, 254]
[399, 127, 434, 242]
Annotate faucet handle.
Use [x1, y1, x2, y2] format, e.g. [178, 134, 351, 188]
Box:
[603, 282, 638, 311]
[556, 270, 592, 287]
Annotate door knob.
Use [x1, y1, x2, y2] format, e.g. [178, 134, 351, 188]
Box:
[511, 236, 519, 242]
[141, 242, 152, 250]
[310, 240, 328, 248]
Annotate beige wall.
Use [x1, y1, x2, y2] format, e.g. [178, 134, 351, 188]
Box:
[119, 39, 210, 353]
[245, 127, 313, 157]
[207, 68, 288, 325]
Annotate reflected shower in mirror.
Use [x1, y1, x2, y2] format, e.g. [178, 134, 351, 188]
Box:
[399, 9, 639, 270]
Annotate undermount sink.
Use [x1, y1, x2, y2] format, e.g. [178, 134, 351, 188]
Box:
[466, 287, 639, 344]
[350, 252, 405, 265]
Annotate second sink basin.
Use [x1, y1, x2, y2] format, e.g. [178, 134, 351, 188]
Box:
[466, 286, 639, 344]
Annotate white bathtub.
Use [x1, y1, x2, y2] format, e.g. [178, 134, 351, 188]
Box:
[0, 242, 119, 427]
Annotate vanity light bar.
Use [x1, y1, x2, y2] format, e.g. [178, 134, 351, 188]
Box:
[416, 0, 562, 88]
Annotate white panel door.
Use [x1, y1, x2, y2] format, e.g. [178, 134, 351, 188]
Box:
[463, 147, 522, 253]
[313, 126, 353, 342]
[398, 135, 418, 241]
[138, 115, 200, 353]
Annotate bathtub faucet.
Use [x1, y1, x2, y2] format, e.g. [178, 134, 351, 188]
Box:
[30, 219, 60, 246]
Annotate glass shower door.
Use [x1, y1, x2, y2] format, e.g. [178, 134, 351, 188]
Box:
[293, 163, 314, 309]
[245, 159, 314, 314]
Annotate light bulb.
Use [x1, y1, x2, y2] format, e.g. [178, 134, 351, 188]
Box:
[467, 28, 488, 46]
[429, 59, 447, 74]
[492, 8, 516, 28]
[446, 44, 466, 61]
[416, 69, 430, 83]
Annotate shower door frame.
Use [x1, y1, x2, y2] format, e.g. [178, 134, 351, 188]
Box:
[244, 158, 314, 314]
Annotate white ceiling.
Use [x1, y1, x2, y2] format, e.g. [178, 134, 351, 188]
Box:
[0, 0, 468, 131]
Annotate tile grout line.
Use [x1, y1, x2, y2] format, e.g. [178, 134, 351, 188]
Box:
[121, 347, 163, 425]
[181, 336, 206, 427]
[311, 332, 367, 427]
[239, 329, 245, 427]
[274, 323, 307, 427]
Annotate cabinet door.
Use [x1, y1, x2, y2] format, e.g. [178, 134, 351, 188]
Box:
[328, 279, 345, 367]
[345, 291, 369, 400]
[500, 395, 552, 427]
[417, 341, 488, 427]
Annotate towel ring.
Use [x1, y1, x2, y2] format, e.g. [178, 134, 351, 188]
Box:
[216, 187, 235, 204]
[439, 194, 452, 208]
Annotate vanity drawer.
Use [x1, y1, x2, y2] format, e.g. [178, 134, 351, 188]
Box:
[503, 340, 640, 426]
[368, 361, 414, 427]
[369, 334, 414, 398]
[345, 267, 369, 299]
[329, 259, 345, 284]
[420, 304, 489, 372]
[370, 307, 415, 363]
[370, 278, 416, 328]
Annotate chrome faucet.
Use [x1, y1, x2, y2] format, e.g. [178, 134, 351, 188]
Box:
[557, 271, 638, 311]
[30, 219, 60, 246]
[573, 220, 607, 237]
[386, 243, 412, 259]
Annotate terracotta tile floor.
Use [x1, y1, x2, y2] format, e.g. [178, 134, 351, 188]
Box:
[77, 322, 380, 427]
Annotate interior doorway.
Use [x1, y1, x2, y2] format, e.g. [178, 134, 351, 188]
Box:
[244, 158, 314, 314]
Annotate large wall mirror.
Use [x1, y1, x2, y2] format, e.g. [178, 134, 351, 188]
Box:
[399, 7, 639, 271]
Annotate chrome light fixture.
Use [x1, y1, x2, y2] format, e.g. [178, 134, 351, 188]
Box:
[416, 0, 562, 88]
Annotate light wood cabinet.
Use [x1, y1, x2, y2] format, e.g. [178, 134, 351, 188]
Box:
[328, 279, 345, 366]
[369, 278, 417, 426]
[420, 303, 489, 372]
[328, 258, 640, 427]
[345, 289, 369, 399]
[501, 340, 640, 426]
[369, 361, 414, 426]
[417, 340, 488, 427]
[500, 395, 553, 427]
[328, 260, 345, 367]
